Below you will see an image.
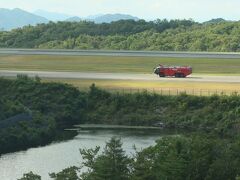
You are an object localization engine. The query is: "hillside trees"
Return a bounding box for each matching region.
[35,22,240,51]
[0,76,87,154]
[0,19,197,49]
[1,19,240,51]
[1,77,240,155]
[80,137,131,180]
[20,136,240,180]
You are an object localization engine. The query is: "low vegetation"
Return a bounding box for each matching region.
[1,19,240,52]
[45,78,240,96]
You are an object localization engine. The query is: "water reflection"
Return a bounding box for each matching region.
[0,129,173,180]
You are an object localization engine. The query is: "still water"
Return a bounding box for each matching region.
[0,129,171,180]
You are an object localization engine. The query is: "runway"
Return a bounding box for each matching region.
[1,48,240,58]
[0,49,239,83]
[0,70,239,83]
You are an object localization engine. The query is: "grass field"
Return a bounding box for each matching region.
[43,78,240,96]
[1,55,240,74]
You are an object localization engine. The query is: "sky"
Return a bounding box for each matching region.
[0,0,240,22]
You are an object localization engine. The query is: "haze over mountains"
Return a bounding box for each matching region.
[0,8,48,30]
[34,9,72,21]
[0,8,140,30]
[0,8,231,31]
[91,14,139,23]
[65,14,139,23]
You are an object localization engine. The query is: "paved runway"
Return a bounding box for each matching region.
[0,70,239,83]
[1,49,240,58]
[1,49,239,83]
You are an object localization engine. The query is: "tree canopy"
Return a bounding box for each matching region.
[1,19,240,51]
[20,136,240,180]
[1,77,240,155]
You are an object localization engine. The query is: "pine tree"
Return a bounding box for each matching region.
[80,137,131,180]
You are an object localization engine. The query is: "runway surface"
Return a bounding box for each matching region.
[0,70,239,83]
[1,49,239,83]
[1,49,240,58]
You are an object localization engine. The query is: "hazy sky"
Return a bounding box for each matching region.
[0,0,240,22]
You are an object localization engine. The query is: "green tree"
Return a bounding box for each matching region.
[49,166,79,180]
[132,137,188,180]
[18,171,41,180]
[80,137,131,180]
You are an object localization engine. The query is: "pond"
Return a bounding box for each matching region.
[0,129,177,180]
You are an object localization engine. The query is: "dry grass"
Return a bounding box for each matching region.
[43,78,240,96]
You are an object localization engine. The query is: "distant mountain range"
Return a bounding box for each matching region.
[0,8,48,30]
[33,10,139,23]
[90,14,139,23]
[0,8,231,31]
[65,16,82,22]
[0,8,140,30]
[203,18,227,24]
[65,13,139,23]
[34,9,71,21]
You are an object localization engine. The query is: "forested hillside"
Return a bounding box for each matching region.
[0,76,86,154]
[1,19,240,52]
[1,77,240,155]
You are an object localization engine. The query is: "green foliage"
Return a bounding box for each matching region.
[87,87,240,136]
[80,137,132,180]
[132,135,240,180]
[1,77,240,156]
[49,166,80,180]
[0,98,26,121]
[18,171,41,180]
[2,20,240,52]
[132,137,189,180]
[0,76,87,127]
[0,76,86,155]
[1,77,240,179]
[0,19,196,48]
[22,135,240,180]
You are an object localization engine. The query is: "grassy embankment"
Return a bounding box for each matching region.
[1,55,240,95]
[43,79,240,96]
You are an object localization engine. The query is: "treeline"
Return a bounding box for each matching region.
[20,136,240,180]
[87,84,240,137]
[1,77,238,179]
[0,19,195,48]
[38,23,240,52]
[0,77,240,155]
[1,19,240,51]
[0,75,87,154]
